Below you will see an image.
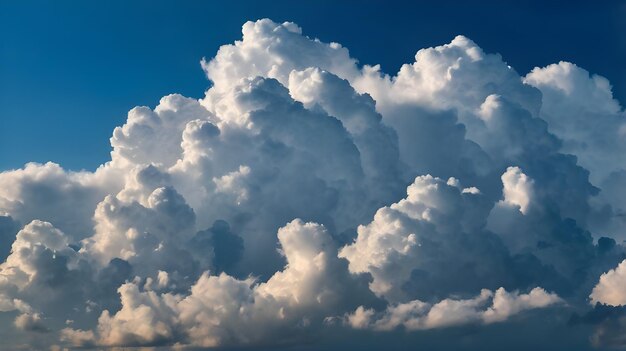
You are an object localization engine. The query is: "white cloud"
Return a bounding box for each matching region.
[90,219,371,347]
[344,287,561,331]
[60,327,95,347]
[201,19,359,94]
[0,163,115,242]
[500,166,534,214]
[0,17,622,350]
[339,174,489,301]
[1,220,76,290]
[525,62,626,241]
[590,259,626,306]
[14,312,49,333]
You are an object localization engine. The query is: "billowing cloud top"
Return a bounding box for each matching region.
[1,19,626,350]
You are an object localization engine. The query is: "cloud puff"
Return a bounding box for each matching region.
[14,312,50,333]
[65,219,373,348]
[524,62,626,241]
[591,260,626,306]
[0,163,113,242]
[0,18,624,350]
[339,174,493,301]
[0,220,77,301]
[344,287,562,331]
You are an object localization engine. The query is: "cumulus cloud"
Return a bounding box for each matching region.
[524,62,626,241]
[0,220,77,298]
[499,166,534,214]
[591,260,626,306]
[339,174,493,301]
[60,327,95,348]
[344,287,562,331]
[524,61,624,185]
[14,312,50,333]
[0,163,113,242]
[69,219,373,348]
[0,18,624,350]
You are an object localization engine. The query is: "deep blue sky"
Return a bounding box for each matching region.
[1,0,624,171]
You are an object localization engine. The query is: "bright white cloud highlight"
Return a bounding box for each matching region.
[344,287,562,331]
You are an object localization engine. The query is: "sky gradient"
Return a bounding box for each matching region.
[1,0,625,171]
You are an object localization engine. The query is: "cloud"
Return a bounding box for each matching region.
[344,287,562,331]
[591,260,626,306]
[201,19,360,94]
[0,18,623,350]
[499,166,534,214]
[14,312,50,333]
[76,219,374,348]
[570,304,626,349]
[524,62,626,241]
[338,174,495,301]
[60,327,95,348]
[188,219,244,276]
[0,163,113,242]
[0,220,76,293]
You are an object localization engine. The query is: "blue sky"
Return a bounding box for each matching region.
[1,0,624,171]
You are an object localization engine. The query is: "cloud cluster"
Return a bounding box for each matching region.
[0,19,625,350]
[64,219,372,348]
[344,287,561,331]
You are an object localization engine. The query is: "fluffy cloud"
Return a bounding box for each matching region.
[524,62,624,184]
[65,220,373,348]
[524,62,626,241]
[201,19,359,93]
[591,260,626,306]
[14,312,49,333]
[0,163,115,242]
[344,287,562,331]
[339,174,493,301]
[498,166,534,214]
[0,18,624,350]
[0,220,77,297]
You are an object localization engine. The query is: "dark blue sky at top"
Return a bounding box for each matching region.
[1,0,624,171]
